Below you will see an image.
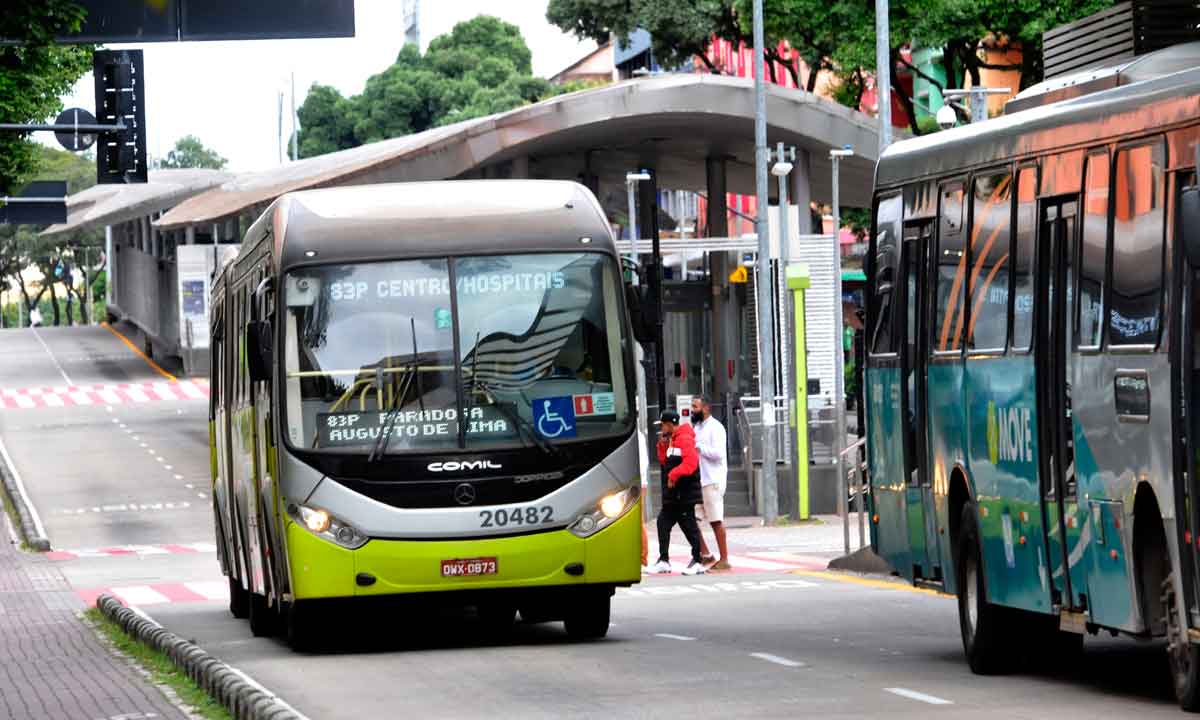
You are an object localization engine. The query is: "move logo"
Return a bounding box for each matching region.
[986,401,1033,465]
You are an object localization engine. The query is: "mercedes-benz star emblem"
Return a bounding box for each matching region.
[453,483,477,506]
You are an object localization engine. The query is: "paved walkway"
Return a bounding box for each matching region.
[0,517,184,720]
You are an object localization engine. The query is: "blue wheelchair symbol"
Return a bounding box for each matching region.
[533,396,576,438]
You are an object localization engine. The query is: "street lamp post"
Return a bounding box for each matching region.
[772,144,797,515]
[752,0,780,523]
[829,146,854,505]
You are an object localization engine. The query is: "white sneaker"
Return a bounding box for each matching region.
[681,561,706,576]
[650,560,672,574]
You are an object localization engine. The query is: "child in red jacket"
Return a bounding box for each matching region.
[647,411,706,576]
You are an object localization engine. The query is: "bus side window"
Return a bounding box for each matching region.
[1079,150,1109,349]
[966,170,1013,351]
[934,182,966,353]
[1108,140,1165,347]
[870,192,903,355]
[1012,166,1038,351]
[210,306,222,419]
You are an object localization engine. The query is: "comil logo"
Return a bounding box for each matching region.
[987,401,1033,465]
[428,460,503,472]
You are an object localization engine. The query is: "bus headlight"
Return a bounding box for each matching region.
[287,501,368,550]
[569,486,640,538]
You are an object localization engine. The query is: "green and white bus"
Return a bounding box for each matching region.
[865,44,1200,708]
[209,180,642,648]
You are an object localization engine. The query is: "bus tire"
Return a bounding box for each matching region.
[248,591,276,637]
[564,590,610,640]
[1163,574,1200,711]
[956,502,1011,674]
[228,575,249,619]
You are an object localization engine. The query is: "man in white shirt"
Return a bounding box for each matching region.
[691,395,730,570]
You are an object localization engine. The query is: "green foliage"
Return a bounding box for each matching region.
[159,135,228,170]
[841,207,872,240]
[550,0,1115,134]
[0,1,93,195]
[296,16,567,158]
[0,145,102,326]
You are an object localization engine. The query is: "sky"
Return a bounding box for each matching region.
[47,0,597,172]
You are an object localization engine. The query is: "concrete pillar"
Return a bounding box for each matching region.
[706,156,737,403]
[186,226,195,246]
[105,226,114,306]
[511,156,529,179]
[792,148,814,236]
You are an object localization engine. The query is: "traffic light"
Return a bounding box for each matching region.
[93,49,148,184]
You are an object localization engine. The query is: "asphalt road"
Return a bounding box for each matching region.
[0,325,1190,719]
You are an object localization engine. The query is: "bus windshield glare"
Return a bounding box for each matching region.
[282,252,632,454]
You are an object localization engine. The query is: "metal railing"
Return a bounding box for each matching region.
[838,436,869,556]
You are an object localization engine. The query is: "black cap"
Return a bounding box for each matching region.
[659,410,680,425]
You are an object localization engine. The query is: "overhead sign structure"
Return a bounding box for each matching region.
[93,49,148,184]
[44,0,355,43]
[0,181,67,225]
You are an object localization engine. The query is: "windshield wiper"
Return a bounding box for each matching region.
[368,317,423,463]
[470,381,559,459]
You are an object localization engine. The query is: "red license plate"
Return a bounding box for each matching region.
[441,557,498,578]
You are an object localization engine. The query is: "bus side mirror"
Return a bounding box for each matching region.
[247,320,273,384]
[1182,186,1200,268]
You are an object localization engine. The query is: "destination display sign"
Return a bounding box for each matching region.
[316,406,517,448]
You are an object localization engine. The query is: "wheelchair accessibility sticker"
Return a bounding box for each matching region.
[533,396,577,438]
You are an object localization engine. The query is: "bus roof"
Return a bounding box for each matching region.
[876,51,1200,188]
[244,180,616,272]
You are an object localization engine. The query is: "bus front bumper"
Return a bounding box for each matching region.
[286,498,643,600]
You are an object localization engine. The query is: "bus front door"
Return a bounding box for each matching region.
[901,221,937,579]
[1037,198,1085,612]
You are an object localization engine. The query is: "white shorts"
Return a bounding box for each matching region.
[696,483,725,524]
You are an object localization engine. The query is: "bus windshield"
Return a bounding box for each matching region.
[282,252,632,455]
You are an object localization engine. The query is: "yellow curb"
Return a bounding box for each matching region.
[101,322,178,382]
[789,569,952,598]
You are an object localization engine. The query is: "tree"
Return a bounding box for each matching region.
[159,135,228,169]
[0,1,93,195]
[0,146,101,326]
[295,16,578,159]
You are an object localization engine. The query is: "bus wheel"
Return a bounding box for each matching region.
[1163,574,1200,711]
[248,591,277,637]
[956,502,1011,674]
[228,576,249,619]
[564,590,610,640]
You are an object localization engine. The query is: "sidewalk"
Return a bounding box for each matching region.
[0,519,185,720]
[651,513,873,570]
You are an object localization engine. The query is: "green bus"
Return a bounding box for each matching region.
[865,45,1200,708]
[209,180,642,648]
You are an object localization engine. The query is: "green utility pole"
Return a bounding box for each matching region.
[787,264,811,520]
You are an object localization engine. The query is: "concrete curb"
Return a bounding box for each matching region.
[827,546,894,575]
[96,595,305,720]
[0,445,50,551]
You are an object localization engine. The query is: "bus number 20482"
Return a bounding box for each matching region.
[480,506,553,528]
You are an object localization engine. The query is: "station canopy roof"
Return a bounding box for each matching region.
[155,73,883,232]
[42,168,232,237]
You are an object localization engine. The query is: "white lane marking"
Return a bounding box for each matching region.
[0,435,47,539]
[174,474,183,480]
[183,581,229,600]
[750,652,805,668]
[112,585,171,605]
[197,492,207,499]
[654,633,696,641]
[43,394,65,407]
[621,579,816,598]
[884,688,953,705]
[31,328,72,385]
